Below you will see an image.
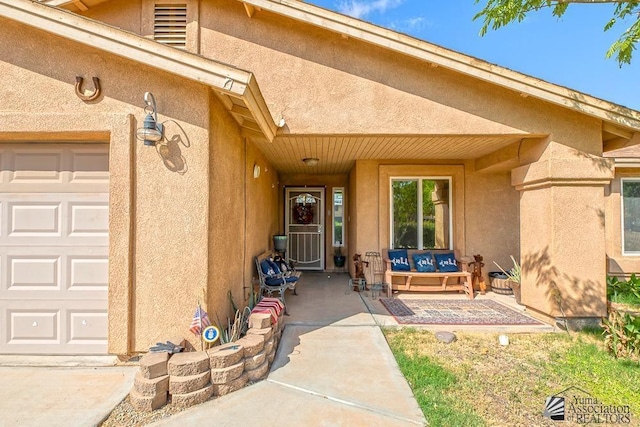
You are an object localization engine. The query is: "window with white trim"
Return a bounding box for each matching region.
[391,178,452,249]
[154,4,187,49]
[622,178,640,254]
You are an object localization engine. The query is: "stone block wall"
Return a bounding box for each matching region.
[130,310,284,411]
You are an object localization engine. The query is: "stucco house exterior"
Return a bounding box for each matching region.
[1,0,639,356]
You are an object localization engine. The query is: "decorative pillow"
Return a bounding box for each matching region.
[260,259,277,276]
[267,259,283,275]
[388,249,411,271]
[434,252,458,272]
[412,252,436,272]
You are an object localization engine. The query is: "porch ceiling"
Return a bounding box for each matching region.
[256,134,530,175]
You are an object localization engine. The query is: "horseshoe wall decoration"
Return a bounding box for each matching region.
[75,76,101,102]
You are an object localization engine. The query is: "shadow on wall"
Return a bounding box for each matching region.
[523,247,606,319]
[155,119,191,175]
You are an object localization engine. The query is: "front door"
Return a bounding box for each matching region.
[285,188,324,270]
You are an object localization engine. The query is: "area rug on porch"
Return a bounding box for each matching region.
[379,299,544,325]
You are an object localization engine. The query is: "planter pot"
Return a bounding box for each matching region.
[510,281,523,305]
[273,235,287,252]
[334,255,346,268]
[488,272,513,295]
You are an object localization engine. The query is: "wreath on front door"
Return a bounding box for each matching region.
[294,204,314,224]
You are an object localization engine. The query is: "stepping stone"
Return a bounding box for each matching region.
[435,331,456,344]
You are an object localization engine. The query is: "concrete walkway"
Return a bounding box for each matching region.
[151,272,427,426]
[0,364,135,427]
[0,272,553,427]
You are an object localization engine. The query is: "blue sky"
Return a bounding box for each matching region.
[307,0,640,110]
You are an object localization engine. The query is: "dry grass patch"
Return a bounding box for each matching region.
[385,328,640,427]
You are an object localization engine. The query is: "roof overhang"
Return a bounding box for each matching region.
[237,0,640,134]
[5,0,277,141]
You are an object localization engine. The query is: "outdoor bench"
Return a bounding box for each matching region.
[254,250,301,312]
[382,248,474,299]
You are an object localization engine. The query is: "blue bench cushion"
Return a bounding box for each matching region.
[412,252,436,272]
[388,249,411,271]
[434,252,458,272]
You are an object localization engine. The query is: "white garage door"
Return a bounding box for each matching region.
[0,144,109,355]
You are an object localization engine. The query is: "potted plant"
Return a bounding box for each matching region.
[334,246,346,268]
[494,256,522,305]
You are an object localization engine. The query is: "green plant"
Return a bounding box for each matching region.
[603,307,640,360]
[607,274,640,303]
[493,256,521,284]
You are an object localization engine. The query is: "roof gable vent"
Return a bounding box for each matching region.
[154,4,187,49]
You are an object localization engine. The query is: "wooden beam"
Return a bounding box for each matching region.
[604,133,640,152]
[474,142,521,173]
[231,104,253,119]
[73,0,88,11]
[243,4,256,18]
[603,123,634,139]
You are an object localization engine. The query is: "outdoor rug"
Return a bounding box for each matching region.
[379,298,544,325]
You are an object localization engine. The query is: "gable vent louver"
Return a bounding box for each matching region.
[154,4,187,49]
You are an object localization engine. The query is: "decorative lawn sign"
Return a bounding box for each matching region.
[202,325,220,344]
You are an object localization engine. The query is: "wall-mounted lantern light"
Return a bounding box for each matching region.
[135,92,164,146]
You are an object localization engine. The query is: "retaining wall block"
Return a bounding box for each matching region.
[169,370,211,395]
[168,351,209,377]
[243,349,266,371]
[264,338,274,356]
[249,312,272,329]
[211,372,248,397]
[133,372,169,397]
[139,352,169,380]
[247,326,273,342]
[171,383,213,408]
[210,360,245,384]
[236,334,264,358]
[207,342,244,369]
[130,389,167,412]
[246,360,269,381]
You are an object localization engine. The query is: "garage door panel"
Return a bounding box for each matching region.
[69,257,108,292]
[70,150,109,183]
[9,202,61,236]
[69,202,109,236]
[7,308,60,344]
[11,151,63,184]
[68,310,108,344]
[0,144,108,355]
[8,256,60,291]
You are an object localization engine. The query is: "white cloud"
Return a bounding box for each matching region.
[389,16,430,33]
[337,0,404,19]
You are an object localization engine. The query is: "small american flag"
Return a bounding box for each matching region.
[189,305,211,335]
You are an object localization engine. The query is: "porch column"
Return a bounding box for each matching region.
[431,183,449,248]
[512,153,614,325]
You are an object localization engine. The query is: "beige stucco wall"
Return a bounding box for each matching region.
[606,169,640,277]
[0,18,261,354]
[464,163,520,284]
[513,140,613,319]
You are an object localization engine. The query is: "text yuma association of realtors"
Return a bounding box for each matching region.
[568,396,632,424]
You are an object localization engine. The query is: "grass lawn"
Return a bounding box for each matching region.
[384,329,640,427]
